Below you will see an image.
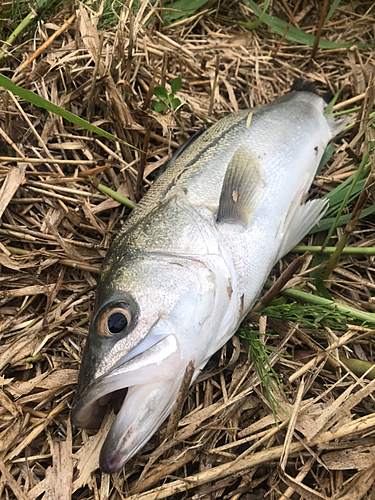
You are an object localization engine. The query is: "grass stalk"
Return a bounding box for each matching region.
[311,0,329,59]
[333,106,360,116]
[264,280,375,325]
[250,254,307,315]
[90,179,136,209]
[19,13,76,70]
[17,285,96,332]
[292,246,375,255]
[5,246,100,273]
[0,10,36,62]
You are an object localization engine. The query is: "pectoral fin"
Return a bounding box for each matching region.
[217,146,263,227]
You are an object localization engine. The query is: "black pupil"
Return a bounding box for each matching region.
[107,312,128,334]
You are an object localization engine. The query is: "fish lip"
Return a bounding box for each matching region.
[99,451,120,475]
[71,334,181,469]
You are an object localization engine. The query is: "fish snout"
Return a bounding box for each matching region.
[75,334,182,473]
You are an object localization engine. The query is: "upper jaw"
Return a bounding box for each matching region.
[72,320,175,427]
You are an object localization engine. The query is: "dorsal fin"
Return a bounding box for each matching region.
[158,126,207,177]
[217,146,263,228]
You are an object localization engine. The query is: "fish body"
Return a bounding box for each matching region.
[71,90,345,473]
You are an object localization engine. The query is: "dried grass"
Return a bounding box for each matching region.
[0,1,375,499]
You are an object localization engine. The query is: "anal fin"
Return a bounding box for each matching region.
[276,198,328,261]
[217,146,263,227]
[326,114,349,138]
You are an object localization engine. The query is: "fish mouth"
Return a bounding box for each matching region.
[71,334,181,473]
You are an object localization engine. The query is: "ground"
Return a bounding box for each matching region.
[0,1,375,499]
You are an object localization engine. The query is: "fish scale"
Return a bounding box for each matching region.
[72,89,347,474]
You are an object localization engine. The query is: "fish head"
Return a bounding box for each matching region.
[71,249,224,473]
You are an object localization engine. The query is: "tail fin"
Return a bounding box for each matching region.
[291,79,335,104]
[291,78,318,95]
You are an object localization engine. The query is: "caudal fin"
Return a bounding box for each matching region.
[291,78,318,95]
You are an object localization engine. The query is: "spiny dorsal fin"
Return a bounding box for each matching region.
[217,146,263,227]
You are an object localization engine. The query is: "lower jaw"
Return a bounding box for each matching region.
[98,381,171,474]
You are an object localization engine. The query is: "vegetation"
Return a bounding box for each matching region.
[0,1,374,498]
[152,76,182,112]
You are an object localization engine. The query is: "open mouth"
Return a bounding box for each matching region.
[71,334,181,473]
[85,388,128,429]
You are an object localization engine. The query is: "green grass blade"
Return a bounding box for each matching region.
[324,90,340,115]
[324,0,341,26]
[163,0,210,25]
[322,142,375,245]
[317,143,336,174]
[324,179,367,218]
[0,73,136,149]
[242,0,372,49]
[96,183,136,209]
[324,175,366,203]
[309,204,375,234]
[240,0,270,30]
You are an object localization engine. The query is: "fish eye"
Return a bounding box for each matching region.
[107,311,128,333]
[97,305,132,337]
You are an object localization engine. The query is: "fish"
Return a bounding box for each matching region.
[71,88,346,474]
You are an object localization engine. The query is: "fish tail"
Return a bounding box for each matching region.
[291,79,334,104]
[290,78,318,95]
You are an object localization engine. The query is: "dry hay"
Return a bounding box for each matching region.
[0,1,375,499]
